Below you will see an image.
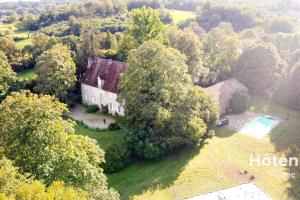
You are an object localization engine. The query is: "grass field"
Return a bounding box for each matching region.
[17,68,37,80]
[102,99,300,200]
[75,123,124,150]
[169,10,196,25]
[0,23,35,48]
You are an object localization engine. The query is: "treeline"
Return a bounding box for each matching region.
[15,0,203,32]
[127,0,202,11]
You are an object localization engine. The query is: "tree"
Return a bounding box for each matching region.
[0,37,18,62]
[118,7,164,60]
[4,12,18,23]
[68,15,81,36]
[0,91,119,200]
[127,7,163,44]
[202,24,240,85]
[0,52,16,96]
[0,157,88,200]
[159,9,173,24]
[164,27,204,82]
[274,57,300,110]
[32,33,49,48]
[76,28,103,76]
[16,13,38,31]
[35,44,77,101]
[234,43,281,97]
[0,37,34,73]
[230,89,250,114]
[31,33,52,61]
[197,5,256,32]
[269,17,296,33]
[119,40,218,159]
[117,34,137,61]
[103,143,131,173]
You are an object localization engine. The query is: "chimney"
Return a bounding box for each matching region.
[87,58,93,68]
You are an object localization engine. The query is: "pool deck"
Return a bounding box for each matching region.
[226,111,261,131]
[225,111,281,139]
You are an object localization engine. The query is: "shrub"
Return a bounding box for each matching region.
[108,122,120,131]
[85,104,99,113]
[66,93,81,108]
[230,90,250,114]
[103,143,131,173]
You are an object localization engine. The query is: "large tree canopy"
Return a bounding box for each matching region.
[35,44,77,101]
[234,43,281,97]
[0,157,88,200]
[127,6,164,44]
[119,40,218,159]
[203,24,241,85]
[275,61,300,110]
[0,37,18,62]
[269,17,296,33]
[164,27,204,82]
[196,4,256,32]
[118,7,164,60]
[0,91,119,200]
[0,51,16,96]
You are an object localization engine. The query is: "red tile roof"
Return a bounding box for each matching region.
[81,58,127,93]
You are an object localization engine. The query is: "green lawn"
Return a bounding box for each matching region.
[169,10,196,25]
[17,68,37,81]
[0,23,35,48]
[105,99,300,200]
[75,123,124,150]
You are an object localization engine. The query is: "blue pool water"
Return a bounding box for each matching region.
[253,117,278,128]
[240,116,280,139]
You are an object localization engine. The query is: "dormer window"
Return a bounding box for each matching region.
[97,76,105,89]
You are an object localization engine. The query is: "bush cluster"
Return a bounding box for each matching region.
[230,89,250,114]
[85,104,99,113]
[103,143,132,173]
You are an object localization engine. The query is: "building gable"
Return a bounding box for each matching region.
[81,58,127,93]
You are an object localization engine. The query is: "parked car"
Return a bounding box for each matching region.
[216,117,229,127]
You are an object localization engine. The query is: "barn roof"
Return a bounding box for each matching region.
[81,58,127,93]
[205,78,248,114]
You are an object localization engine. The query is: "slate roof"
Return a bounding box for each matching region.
[205,78,248,114]
[81,58,127,93]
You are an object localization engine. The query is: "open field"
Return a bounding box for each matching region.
[0,23,35,48]
[17,68,37,80]
[102,98,300,200]
[169,10,196,25]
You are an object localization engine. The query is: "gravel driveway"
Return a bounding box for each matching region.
[67,104,116,129]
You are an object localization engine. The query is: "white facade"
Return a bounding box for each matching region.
[81,83,125,116]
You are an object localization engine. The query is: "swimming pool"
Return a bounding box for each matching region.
[240,116,280,139]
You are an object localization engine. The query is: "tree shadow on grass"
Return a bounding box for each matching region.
[107,146,204,200]
[268,102,300,200]
[215,127,236,138]
[281,146,300,199]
